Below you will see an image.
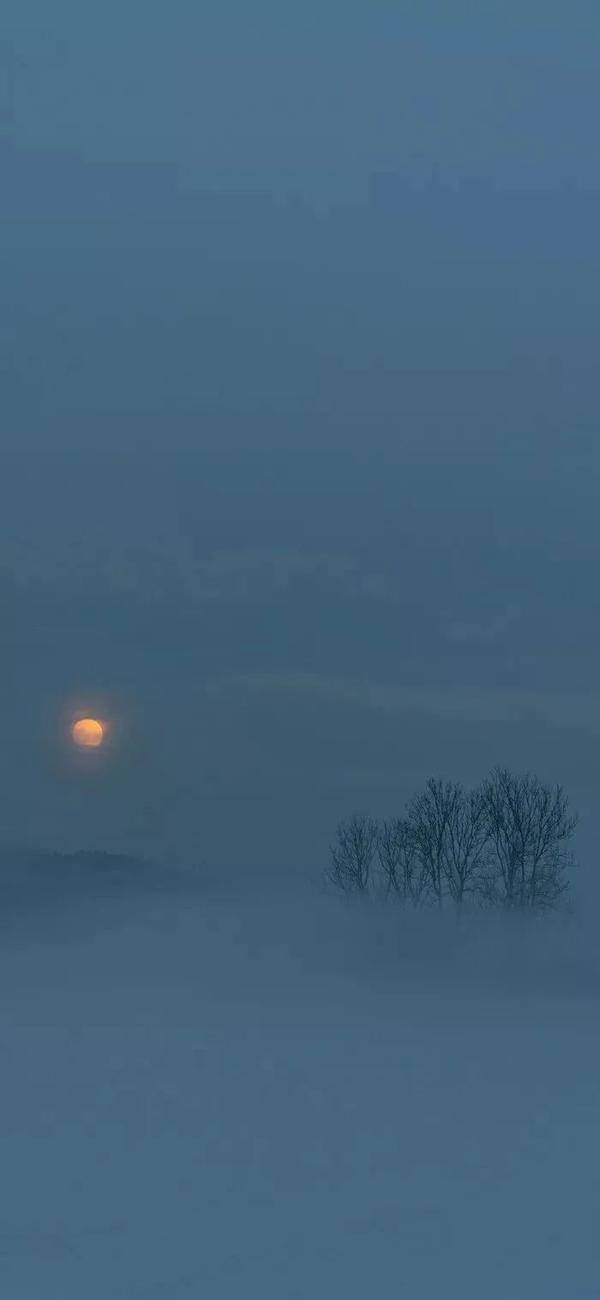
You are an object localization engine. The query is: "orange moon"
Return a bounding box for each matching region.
[72,717,105,748]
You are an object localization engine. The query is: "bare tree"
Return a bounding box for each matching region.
[404,780,445,906]
[327,813,379,895]
[404,777,487,908]
[376,817,430,905]
[477,767,578,910]
[442,785,489,906]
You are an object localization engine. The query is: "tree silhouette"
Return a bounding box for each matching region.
[327,768,579,914]
[327,813,378,895]
[376,816,430,906]
[478,767,578,910]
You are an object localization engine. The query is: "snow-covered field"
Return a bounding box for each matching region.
[1,877,599,1299]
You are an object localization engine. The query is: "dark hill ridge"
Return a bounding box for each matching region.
[0,848,195,915]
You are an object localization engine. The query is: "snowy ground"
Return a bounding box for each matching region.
[1,876,599,1299]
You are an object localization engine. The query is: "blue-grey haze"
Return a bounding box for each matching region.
[1,1,599,888]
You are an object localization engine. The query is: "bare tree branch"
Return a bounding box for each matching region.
[405,778,488,908]
[327,813,379,896]
[377,817,430,906]
[477,767,578,911]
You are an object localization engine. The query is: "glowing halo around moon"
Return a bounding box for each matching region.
[72,717,105,749]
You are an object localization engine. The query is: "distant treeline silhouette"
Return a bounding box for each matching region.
[327,767,578,912]
[0,849,178,915]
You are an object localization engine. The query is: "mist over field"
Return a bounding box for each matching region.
[1,863,599,1299]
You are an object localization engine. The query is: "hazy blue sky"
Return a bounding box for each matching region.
[2,2,599,883]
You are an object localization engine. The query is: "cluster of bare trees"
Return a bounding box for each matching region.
[327,768,578,913]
